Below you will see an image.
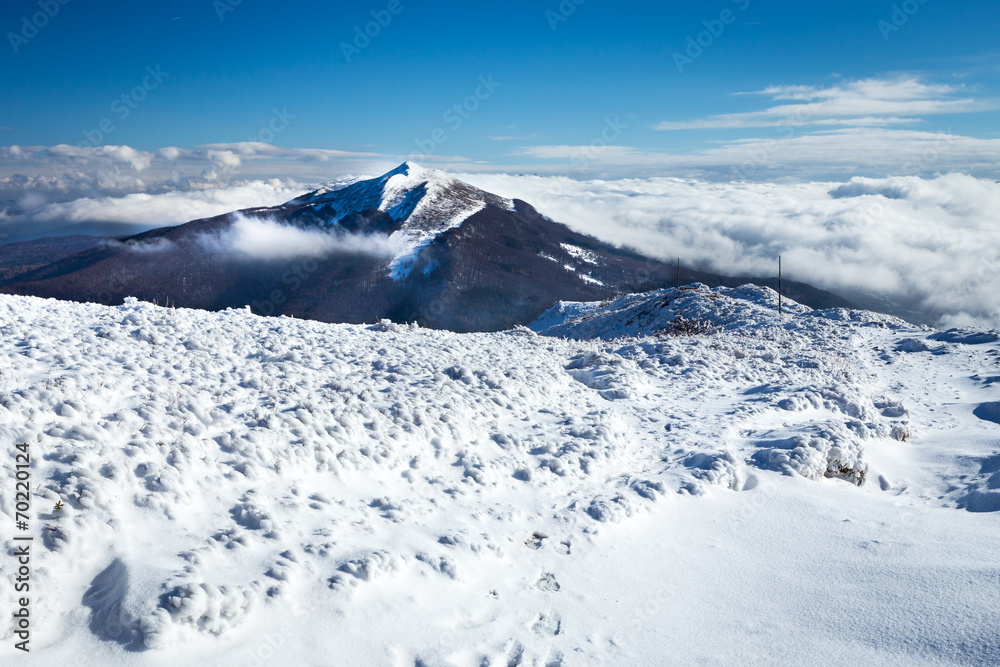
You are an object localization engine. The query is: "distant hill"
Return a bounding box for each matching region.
[0,234,116,283]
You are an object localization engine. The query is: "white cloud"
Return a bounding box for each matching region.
[157,146,182,161]
[0,143,391,204]
[206,149,242,170]
[458,171,1000,328]
[44,144,155,171]
[498,127,1000,180]
[198,213,402,261]
[655,76,991,131]
[2,181,308,238]
[488,134,539,141]
[116,237,176,254]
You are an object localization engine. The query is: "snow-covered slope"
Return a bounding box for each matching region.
[2,289,999,666]
[530,283,902,340]
[291,162,515,279]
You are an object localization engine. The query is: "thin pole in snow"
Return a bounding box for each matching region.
[676,257,680,290]
[778,255,783,315]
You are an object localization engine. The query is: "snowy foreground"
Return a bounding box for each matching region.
[2,285,999,666]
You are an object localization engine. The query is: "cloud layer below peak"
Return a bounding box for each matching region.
[459,171,1000,329]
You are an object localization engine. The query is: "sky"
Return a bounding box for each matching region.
[2,0,999,183]
[1,0,999,325]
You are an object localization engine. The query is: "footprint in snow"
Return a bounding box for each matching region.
[532,612,562,636]
[536,572,561,592]
[525,532,546,549]
[505,641,525,666]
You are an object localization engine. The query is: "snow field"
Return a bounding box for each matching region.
[1,284,998,665]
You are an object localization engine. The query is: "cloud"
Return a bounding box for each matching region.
[655,76,991,131]
[458,171,1000,328]
[3,148,998,327]
[44,144,154,171]
[547,75,998,180]
[500,127,1000,180]
[509,145,637,161]
[198,213,403,261]
[158,146,182,161]
[488,134,539,141]
[206,149,242,170]
[113,237,176,254]
[0,143,391,205]
[0,181,308,240]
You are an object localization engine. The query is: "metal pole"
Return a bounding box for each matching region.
[676,257,680,290]
[778,255,782,315]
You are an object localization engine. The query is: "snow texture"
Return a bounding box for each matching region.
[1,285,999,666]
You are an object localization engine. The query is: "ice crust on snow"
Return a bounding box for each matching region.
[1,286,999,665]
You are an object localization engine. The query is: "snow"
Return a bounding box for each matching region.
[530,283,820,340]
[292,162,515,280]
[548,243,604,284]
[559,244,598,265]
[2,287,1000,666]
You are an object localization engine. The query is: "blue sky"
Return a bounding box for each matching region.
[2,0,1000,324]
[1,0,999,185]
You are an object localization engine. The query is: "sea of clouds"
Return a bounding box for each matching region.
[464,172,1000,328]
[2,166,998,328]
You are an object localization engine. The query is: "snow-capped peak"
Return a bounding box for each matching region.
[291,162,514,279]
[380,161,457,209]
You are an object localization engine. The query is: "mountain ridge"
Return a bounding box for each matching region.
[0,162,852,331]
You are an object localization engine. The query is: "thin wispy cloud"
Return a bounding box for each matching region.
[504,128,1000,180]
[655,76,991,131]
[488,134,539,141]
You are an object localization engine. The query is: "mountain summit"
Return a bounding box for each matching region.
[0,163,848,331]
[289,162,516,279]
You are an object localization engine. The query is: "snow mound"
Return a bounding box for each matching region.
[929,328,1000,345]
[753,424,868,486]
[530,283,911,342]
[530,283,808,340]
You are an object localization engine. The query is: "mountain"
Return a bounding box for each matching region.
[0,234,116,283]
[0,162,851,331]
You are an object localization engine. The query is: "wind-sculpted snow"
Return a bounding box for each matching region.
[1,288,999,665]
